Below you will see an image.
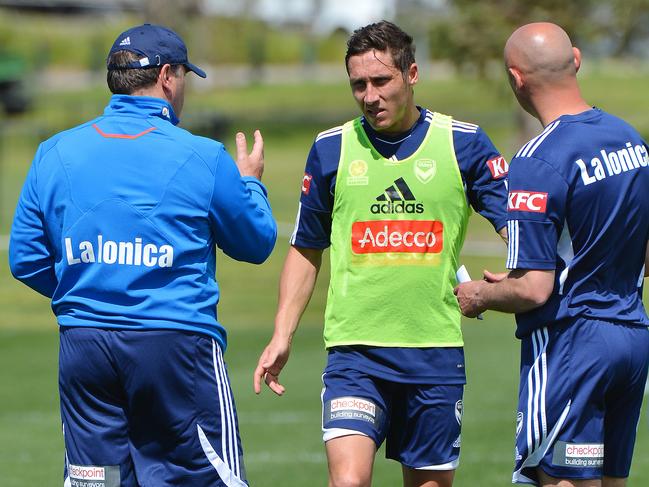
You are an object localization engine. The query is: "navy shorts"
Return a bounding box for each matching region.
[59,327,248,487]
[513,319,649,484]
[321,367,463,470]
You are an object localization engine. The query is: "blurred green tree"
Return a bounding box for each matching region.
[427,0,649,76]
[428,0,604,76]
[604,0,649,55]
[425,0,649,149]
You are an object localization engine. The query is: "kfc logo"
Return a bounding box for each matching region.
[508,191,548,213]
[302,173,312,195]
[487,156,509,179]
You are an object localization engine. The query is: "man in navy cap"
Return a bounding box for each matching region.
[9,23,276,486]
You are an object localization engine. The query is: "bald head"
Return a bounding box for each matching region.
[504,22,590,126]
[505,22,578,84]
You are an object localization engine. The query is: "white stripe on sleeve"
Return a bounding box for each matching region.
[289,203,302,245]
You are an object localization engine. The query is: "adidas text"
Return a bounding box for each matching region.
[370,201,424,214]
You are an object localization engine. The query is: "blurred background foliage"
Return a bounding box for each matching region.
[1,0,649,69]
[1,1,649,485]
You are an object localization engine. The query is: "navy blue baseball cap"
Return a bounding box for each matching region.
[107,23,206,78]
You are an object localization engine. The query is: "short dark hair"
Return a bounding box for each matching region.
[345,21,416,76]
[106,50,183,95]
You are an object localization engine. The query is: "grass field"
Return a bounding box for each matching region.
[2,251,648,486]
[1,70,649,485]
[0,254,525,486]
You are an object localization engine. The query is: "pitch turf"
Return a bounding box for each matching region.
[1,252,648,486]
[2,72,649,485]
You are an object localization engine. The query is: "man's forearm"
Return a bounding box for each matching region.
[482,270,554,313]
[273,246,322,342]
[455,268,555,318]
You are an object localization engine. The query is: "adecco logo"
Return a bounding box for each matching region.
[508,191,548,213]
[69,465,105,480]
[352,220,443,254]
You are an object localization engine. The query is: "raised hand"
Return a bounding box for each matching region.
[234,130,264,180]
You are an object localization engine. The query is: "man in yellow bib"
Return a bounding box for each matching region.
[254,21,508,487]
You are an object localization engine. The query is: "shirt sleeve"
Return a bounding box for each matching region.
[454,127,509,232]
[9,144,58,298]
[290,136,338,249]
[209,146,277,264]
[506,156,568,270]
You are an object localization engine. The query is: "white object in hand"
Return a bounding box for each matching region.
[456,265,484,320]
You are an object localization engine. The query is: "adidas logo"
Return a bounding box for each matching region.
[376,177,415,201]
[119,36,131,46]
[371,177,424,214]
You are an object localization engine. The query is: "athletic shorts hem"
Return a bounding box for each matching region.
[539,465,601,482]
[512,473,537,485]
[400,459,459,471]
[325,340,464,348]
[322,428,370,443]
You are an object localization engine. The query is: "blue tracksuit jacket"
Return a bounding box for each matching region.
[9,94,277,349]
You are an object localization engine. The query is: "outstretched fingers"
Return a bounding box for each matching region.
[253,348,286,396]
[235,131,248,163]
[250,129,264,160]
[234,130,264,180]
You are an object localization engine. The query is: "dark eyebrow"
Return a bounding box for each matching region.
[350,74,393,84]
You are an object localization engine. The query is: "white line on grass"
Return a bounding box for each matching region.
[0,410,60,423]
[238,411,312,424]
[245,451,326,464]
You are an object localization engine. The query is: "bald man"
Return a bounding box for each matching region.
[455,22,649,487]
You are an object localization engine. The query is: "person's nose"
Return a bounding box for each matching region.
[364,83,379,105]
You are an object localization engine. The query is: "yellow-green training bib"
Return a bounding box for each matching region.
[324,112,471,348]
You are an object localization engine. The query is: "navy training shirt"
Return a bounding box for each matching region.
[506,108,649,338]
[291,108,508,248]
[290,107,509,383]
